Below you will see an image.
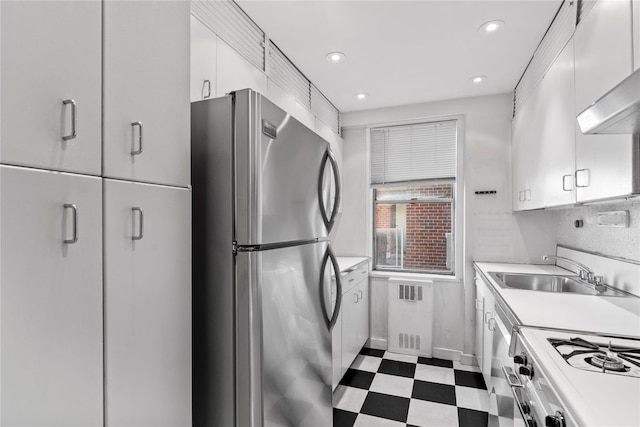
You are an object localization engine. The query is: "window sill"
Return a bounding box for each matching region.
[369,270,461,283]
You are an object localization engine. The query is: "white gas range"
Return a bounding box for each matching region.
[506,327,640,427]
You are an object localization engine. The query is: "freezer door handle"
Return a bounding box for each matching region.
[318,148,341,233]
[320,245,342,331]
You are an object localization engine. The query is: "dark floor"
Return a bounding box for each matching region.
[333,347,489,427]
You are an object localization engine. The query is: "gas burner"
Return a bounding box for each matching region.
[586,354,630,372]
[548,337,640,378]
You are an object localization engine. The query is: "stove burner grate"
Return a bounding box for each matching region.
[586,354,630,372]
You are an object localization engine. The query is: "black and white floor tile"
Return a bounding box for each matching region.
[333,347,489,427]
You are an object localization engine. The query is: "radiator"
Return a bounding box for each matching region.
[387,278,434,357]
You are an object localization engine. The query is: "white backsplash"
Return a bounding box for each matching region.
[554,200,640,262]
[556,245,640,297]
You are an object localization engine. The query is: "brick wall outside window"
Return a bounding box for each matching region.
[375,183,453,272]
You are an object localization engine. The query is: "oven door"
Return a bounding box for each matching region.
[491,304,525,425]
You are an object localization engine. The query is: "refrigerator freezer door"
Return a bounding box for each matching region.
[236,241,333,427]
[235,89,339,245]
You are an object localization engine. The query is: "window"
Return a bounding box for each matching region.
[370,120,457,274]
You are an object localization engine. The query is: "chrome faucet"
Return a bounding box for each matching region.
[542,255,605,291]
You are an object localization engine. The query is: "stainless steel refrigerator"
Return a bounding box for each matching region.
[191,89,343,427]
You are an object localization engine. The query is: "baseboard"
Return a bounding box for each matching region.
[366,338,387,350]
[366,341,472,364]
[432,347,463,361]
[459,353,477,366]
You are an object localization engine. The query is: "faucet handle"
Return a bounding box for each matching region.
[587,271,595,283]
[593,275,607,291]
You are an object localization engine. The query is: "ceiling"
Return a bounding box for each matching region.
[237,0,562,112]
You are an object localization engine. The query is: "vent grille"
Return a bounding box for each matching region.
[191,0,265,71]
[514,0,577,116]
[311,84,341,135]
[398,333,421,350]
[269,41,311,109]
[398,284,423,302]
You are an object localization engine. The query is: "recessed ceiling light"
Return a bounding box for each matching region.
[470,75,487,84]
[326,52,346,63]
[479,20,504,34]
[354,92,368,100]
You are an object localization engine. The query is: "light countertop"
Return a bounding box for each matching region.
[474,262,640,337]
[336,256,369,274]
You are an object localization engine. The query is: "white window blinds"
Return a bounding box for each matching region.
[370,120,457,185]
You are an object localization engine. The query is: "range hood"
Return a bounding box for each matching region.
[577,67,640,134]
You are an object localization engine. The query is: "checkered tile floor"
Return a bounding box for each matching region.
[333,347,489,427]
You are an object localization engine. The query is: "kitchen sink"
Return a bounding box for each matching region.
[487,272,629,296]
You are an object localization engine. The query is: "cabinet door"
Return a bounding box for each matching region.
[512,86,544,211]
[341,283,360,374]
[216,38,268,97]
[540,39,576,207]
[103,1,190,187]
[0,1,101,175]
[104,180,192,426]
[474,277,485,373]
[355,278,370,352]
[0,166,103,425]
[574,0,637,202]
[190,15,217,102]
[481,289,495,391]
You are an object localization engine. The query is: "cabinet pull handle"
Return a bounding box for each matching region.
[562,174,573,191]
[131,122,143,155]
[484,311,491,324]
[518,191,524,202]
[63,203,79,244]
[354,293,359,303]
[488,318,496,331]
[348,278,355,283]
[524,189,531,201]
[358,290,363,299]
[62,99,77,141]
[132,207,144,240]
[575,169,590,188]
[475,298,483,310]
[202,79,212,99]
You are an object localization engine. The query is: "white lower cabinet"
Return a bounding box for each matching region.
[475,272,495,391]
[103,179,192,426]
[342,279,369,372]
[332,260,369,390]
[0,165,103,425]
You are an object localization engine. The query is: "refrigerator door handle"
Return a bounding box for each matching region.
[320,245,342,331]
[318,148,341,233]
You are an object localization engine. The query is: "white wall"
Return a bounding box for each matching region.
[337,93,558,359]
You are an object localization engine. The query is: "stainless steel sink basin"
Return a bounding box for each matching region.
[487,272,629,296]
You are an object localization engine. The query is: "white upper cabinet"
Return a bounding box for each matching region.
[1,166,103,426]
[103,0,190,187]
[539,39,576,207]
[512,85,544,211]
[0,1,102,175]
[190,15,217,103]
[574,0,637,202]
[104,179,192,426]
[216,38,268,97]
